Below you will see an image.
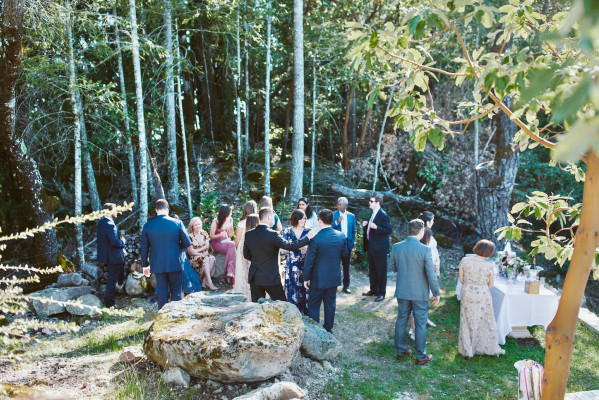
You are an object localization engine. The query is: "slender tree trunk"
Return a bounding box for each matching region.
[147,149,166,200]
[310,56,317,194]
[356,82,373,158]
[114,10,138,209]
[75,93,101,211]
[264,0,272,196]
[281,81,294,160]
[163,0,179,205]
[200,31,214,143]
[372,87,394,192]
[473,28,480,211]
[290,0,305,201]
[66,0,84,265]
[129,0,149,225]
[235,4,243,189]
[350,91,356,158]
[244,29,250,164]
[0,0,57,265]
[175,21,193,217]
[542,150,599,399]
[342,85,354,169]
[146,151,155,198]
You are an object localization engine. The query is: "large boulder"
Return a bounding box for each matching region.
[300,316,342,360]
[144,292,305,382]
[125,272,147,296]
[81,263,103,280]
[30,286,92,318]
[233,381,306,400]
[65,294,103,318]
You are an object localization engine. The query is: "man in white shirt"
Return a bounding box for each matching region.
[332,197,356,294]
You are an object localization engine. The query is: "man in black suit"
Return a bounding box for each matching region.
[304,209,349,333]
[362,194,393,302]
[96,202,127,308]
[244,207,316,302]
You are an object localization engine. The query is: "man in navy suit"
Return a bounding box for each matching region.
[332,196,356,294]
[97,203,127,308]
[304,209,349,333]
[141,199,192,309]
[362,194,393,302]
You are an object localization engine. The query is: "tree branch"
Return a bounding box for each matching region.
[377,45,472,77]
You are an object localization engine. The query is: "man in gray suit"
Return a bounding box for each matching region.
[390,219,440,365]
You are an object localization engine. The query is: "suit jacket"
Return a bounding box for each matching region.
[362,208,392,254]
[244,224,309,286]
[304,227,349,289]
[141,214,191,273]
[331,210,357,250]
[96,216,125,264]
[391,236,440,301]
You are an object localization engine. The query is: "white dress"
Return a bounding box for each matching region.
[234,219,251,301]
[305,212,319,232]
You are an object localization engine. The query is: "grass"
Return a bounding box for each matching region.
[322,273,599,400]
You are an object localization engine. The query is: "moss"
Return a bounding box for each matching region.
[247,171,264,182]
[57,252,75,273]
[434,233,453,249]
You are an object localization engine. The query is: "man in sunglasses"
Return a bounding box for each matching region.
[362,194,392,302]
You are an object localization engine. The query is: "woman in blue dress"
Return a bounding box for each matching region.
[174,215,202,294]
[282,210,310,313]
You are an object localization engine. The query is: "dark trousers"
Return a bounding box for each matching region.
[155,271,183,309]
[250,283,286,302]
[341,253,351,289]
[368,250,388,295]
[307,287,337,332]
[105,262,125,307]
[395,298,429,360]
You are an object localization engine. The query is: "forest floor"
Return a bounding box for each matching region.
[2,246,599,400]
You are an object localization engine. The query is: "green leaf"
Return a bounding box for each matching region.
[427,127,445,150]
[552,76,593,124]
[553,116,599,163]
[413,129,428,152]
[409,16,420,36]
[369,31,379,49]
[520,66,557,104]
[511,202,527,214]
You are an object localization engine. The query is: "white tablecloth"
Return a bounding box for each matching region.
[456,277,560,345]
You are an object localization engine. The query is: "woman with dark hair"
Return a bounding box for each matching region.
[281,209,310,313]
[458,240,505,358]
[235,200,258,248]
[235,213,259,301]
[298,197,318,231]
[259,195,282,231]
[210,204,236,284]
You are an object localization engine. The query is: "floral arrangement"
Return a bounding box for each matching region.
[496,251,530,279]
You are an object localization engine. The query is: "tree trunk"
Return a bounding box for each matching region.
[342,85,354,169]
[129,0,149,226]
[175,21,193,217]
[475,97,519,244]
[66,0,84,266]
[163,0,179,205]
[244,29,250,164]
[75,92,101,211]
[146,149,166,200]
[114,10,138,209]
[200,31,214,143]
[290,0,305,201]
[310,56,317,194]
[372,87,394,192]
[356,82,373,158]
[235,4,243,189]
[350,90,356,158]
[264,0,272,196]
[542,150,599,399]
[0,0,57,266]
[281,81,294,161]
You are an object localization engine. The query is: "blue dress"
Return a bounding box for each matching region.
[282,227,310,314]
[182,257,202,294]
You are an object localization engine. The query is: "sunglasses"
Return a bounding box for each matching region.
[369,200,376,203]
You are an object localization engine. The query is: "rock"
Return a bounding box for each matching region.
[300,316,342,360]
[144,292,305,382]
[130,262,142,273]
[81,263,103,280]
[322,361,333,372]
[56,273,83,287]
[81,278,90,286]
[148,273,157,289]
[213,253,226,278]
[125,272,147,296]
[119,346,145,363]
[30,286,93,318]
[233,381,306,400]
[162,367,190,388]
[433,233,453,249]
[66,294,103,318]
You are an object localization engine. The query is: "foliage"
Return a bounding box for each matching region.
[0,202,142,362]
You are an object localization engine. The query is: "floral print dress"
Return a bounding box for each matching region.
[282,227,310,314]
[458,256,506,358]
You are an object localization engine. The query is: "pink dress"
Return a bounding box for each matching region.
[212,217,236,283]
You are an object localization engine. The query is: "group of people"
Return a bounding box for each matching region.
[97,194,505,362]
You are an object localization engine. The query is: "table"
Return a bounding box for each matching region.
[456,277,560,345]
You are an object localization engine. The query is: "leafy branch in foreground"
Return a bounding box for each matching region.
[0,202,143,361]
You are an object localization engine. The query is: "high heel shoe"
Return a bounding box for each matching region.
[427,319,436,328]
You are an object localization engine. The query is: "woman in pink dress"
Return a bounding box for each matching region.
[210,204,236,285]
[187,217,218,290]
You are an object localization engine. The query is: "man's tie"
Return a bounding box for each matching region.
[367,213,374,240]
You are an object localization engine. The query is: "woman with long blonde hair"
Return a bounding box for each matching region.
[187,217,218,290]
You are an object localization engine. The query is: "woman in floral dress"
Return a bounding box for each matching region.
[282,210,310,313]
[458,239,505,358]
[187,217,218,291]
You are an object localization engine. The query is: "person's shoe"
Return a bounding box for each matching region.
[362,291,375,296]
[374,295,385,302]
[416,354,434,365]
[427,319,437,328]
[395,348,412,360]
[343,287,351,294]
[409,329,415,341]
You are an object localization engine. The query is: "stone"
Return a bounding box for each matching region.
[322,361,333,372]
[148,273,157,289]
[213,253,226,278]
[162,367,190,388]
[233,381,306,400]
[119,346,145,363]
[300,316,342,361]
[56,273,83,287]
[125,272,147,296]
[66,294,104,318]
[144,292,305,382]
[81,263,103,280]
[30,286,93,318]
[433,233,453,249]
[81,278,90,286]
